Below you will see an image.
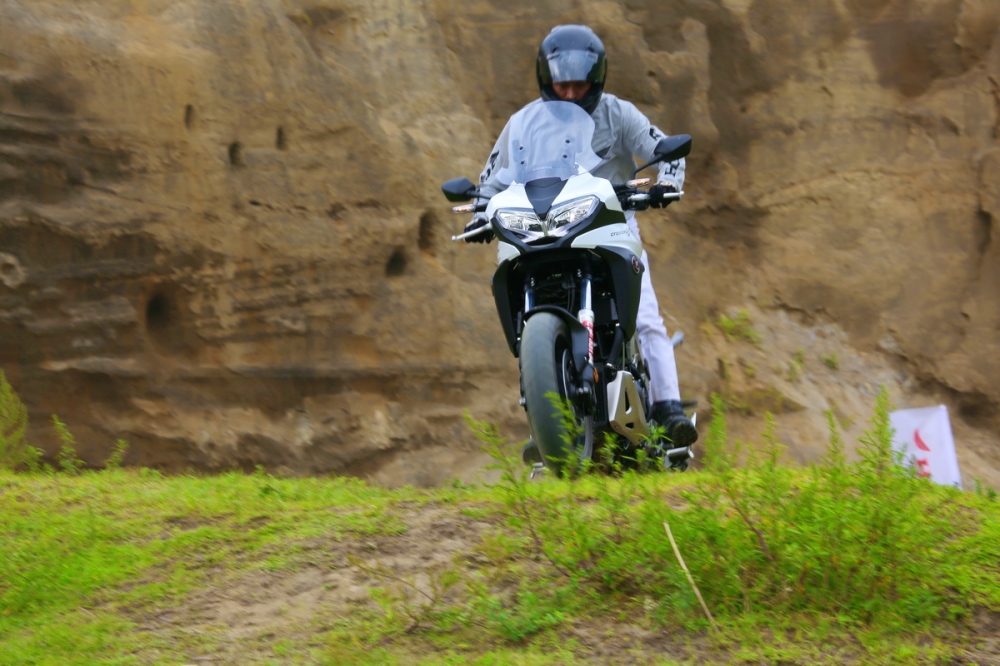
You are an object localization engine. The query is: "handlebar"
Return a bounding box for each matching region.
[622,189,683,210]
[450,224,492,242]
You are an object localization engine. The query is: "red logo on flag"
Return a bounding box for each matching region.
[914,429,931,477]
[914,429,931,452]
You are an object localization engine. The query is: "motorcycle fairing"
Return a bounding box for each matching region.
[589,245,643,340]
[490,202,627,257]
[490,259,520,356]
[523,177,568,217]
[570,224,642,259]
[497,241,520,264]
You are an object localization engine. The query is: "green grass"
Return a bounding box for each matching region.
[714,309,762,346]
[821,353,840,370]
[1,388,999,664]
[0,469,421,664]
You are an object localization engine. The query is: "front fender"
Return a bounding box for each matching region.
[524,306,590,380]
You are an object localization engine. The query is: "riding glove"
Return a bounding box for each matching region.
[648,183,679,209]
[464,213,493,243]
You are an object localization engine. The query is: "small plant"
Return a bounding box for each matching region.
[467,580,571,642]
[0,369,32,471]
[787,349,805,381]
[52,415,84,475]
[22,444,45,472]
[104,439,129,470]
[353,556,465,635]
[715,309,762,345]
[974,479,998,502]
[821,353,840,370]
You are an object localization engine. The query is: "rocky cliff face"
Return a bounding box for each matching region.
[1,0,998,486]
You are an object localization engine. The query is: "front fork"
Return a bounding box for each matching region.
[577,274,595,365]
[519,273,597,411]
[576,272,598,411]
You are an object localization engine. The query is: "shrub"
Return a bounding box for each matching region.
[52,415,84,475]
[0,369,34,471]
[104,439,129,470]
[675,388,969,622]
[470,387,997,631]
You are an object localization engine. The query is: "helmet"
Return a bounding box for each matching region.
[536,25,607,115]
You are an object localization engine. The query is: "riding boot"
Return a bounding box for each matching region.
[649,400,698,448]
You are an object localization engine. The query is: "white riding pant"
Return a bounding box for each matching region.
[627,214,681,403]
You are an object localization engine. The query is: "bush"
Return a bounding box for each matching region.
[52,415,84,475]
[675,388,969,623]
[0,369,35,471]
[471,387,998,632]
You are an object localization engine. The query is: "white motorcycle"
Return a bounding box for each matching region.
[443,101,694,476]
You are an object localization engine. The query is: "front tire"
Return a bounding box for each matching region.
[520,313,593,476]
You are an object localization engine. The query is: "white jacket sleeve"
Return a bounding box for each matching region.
[478,121,513,199]
[617,100,686,190]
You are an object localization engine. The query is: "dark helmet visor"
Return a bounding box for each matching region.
[546,50,599,83]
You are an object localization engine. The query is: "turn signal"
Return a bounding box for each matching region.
[451,204,477,213]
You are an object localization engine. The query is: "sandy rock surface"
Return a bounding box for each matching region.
[1,0,998,486]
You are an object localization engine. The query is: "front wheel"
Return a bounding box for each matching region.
[520,313,593,476]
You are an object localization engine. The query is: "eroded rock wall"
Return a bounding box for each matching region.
[1,0,997,485]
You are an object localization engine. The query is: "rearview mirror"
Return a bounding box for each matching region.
[441,177,478,202]
[653,135,692,163]
[631,134,693,178]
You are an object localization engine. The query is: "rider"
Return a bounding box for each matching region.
[466,24,698,454]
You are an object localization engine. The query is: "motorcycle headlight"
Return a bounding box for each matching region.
[496,209,544,234]
[494,196,600,240]
[546,196,599,234]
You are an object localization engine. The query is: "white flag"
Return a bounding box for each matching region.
[889,405,962,488]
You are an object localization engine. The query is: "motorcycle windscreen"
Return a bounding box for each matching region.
[497,101,602,186]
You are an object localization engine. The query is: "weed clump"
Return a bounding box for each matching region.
[677,389,975,624]
[0,369,33,471]
[0,375,133,475]
[105,439,129,470]
[787,348,805,381]
[52,415,84,475]
[454,387,999,640]
[715,309,762,345]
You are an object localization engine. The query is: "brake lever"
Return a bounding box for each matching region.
[451,224,492,242]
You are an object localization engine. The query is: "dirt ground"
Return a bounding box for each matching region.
[134,500,720,664]
[134,502,495,664]
[126,500,1000,666]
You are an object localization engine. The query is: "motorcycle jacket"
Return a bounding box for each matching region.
[478,93,685,199]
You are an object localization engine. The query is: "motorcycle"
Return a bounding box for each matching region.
[442,101,695,476]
